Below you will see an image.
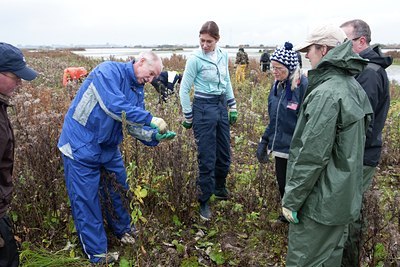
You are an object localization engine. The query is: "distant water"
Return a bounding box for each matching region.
[73,48,400,83]
[72,47,265,60]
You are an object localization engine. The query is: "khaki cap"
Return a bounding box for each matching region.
[296,24,347,52]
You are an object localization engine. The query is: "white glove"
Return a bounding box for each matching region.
[150,117,167,134]
[282,207,299,224]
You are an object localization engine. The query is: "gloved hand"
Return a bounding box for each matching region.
[229,109,238,125]
[256,140,269,163]
[156,131,176,142]
[282,207,299,224]
[182,118,192,129]
[150,117,167,134]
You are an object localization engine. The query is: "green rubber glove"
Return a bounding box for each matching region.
[182,120,192,129]
[229,110,238,125]
[156,131,176,142]
[282,207,299,224]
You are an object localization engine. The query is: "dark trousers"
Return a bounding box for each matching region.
[261,62,270,72]
[275,156,287,199]
[0,215,19,267]
[341,166,376,267]
[193,95,231,203]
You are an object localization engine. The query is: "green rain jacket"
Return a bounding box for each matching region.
[282,41,373,225]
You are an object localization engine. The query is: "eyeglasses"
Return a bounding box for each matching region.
[351,36,362,42]
[0,72,21,82]
[271,66,286,72]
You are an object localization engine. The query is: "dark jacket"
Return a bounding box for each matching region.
[260,52,270,63]
[356,45,392,166]
[261,74,308,157]
[0,96,14,218]
[151,71,181,93]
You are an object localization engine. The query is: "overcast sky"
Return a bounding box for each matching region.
[2,0,399,47]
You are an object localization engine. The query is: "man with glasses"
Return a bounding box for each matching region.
[340,19,393,267]
[0,42,38,267]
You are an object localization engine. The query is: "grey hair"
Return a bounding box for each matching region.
[290,66,301,91]
[137,51,163,69]
[340,19,371,44]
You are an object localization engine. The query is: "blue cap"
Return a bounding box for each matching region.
[0,42,37,81]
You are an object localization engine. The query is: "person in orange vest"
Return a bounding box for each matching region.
[62,67,88,87]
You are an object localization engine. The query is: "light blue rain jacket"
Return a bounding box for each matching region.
[179,47,236,120]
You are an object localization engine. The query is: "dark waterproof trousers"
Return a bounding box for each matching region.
[193,95,231,203]
[261,62,270,72]
[342,166,376,267]
[0,215,19,267]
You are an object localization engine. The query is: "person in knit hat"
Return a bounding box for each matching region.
[256,41,308,223]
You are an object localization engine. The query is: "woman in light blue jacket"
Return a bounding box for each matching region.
[179,21,237,221]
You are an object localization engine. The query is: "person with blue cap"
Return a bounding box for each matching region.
[0,42,38,267]
[256,42,308,223]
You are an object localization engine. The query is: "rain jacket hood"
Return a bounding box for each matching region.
[282,41,373,225]
[316,42,367,74]
[361,45,392,69]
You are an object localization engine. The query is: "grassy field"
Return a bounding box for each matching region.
[8,50,400,266]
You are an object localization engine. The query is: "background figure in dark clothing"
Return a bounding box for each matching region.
[0,42,38,267]
[340,19,392,267]
[260,50,270,72]
[150,70,182,103]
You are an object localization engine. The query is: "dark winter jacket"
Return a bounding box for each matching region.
[151,71,182,92]
[0,95,14,218]
[260,52,270,63]
[261,74,308,158]
[356,45,392,167]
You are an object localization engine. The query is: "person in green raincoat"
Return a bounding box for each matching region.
[281,25,373,266]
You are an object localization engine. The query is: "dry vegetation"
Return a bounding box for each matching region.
[8,50,400,266]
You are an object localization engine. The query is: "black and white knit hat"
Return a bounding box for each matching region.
[270,42,298,72]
